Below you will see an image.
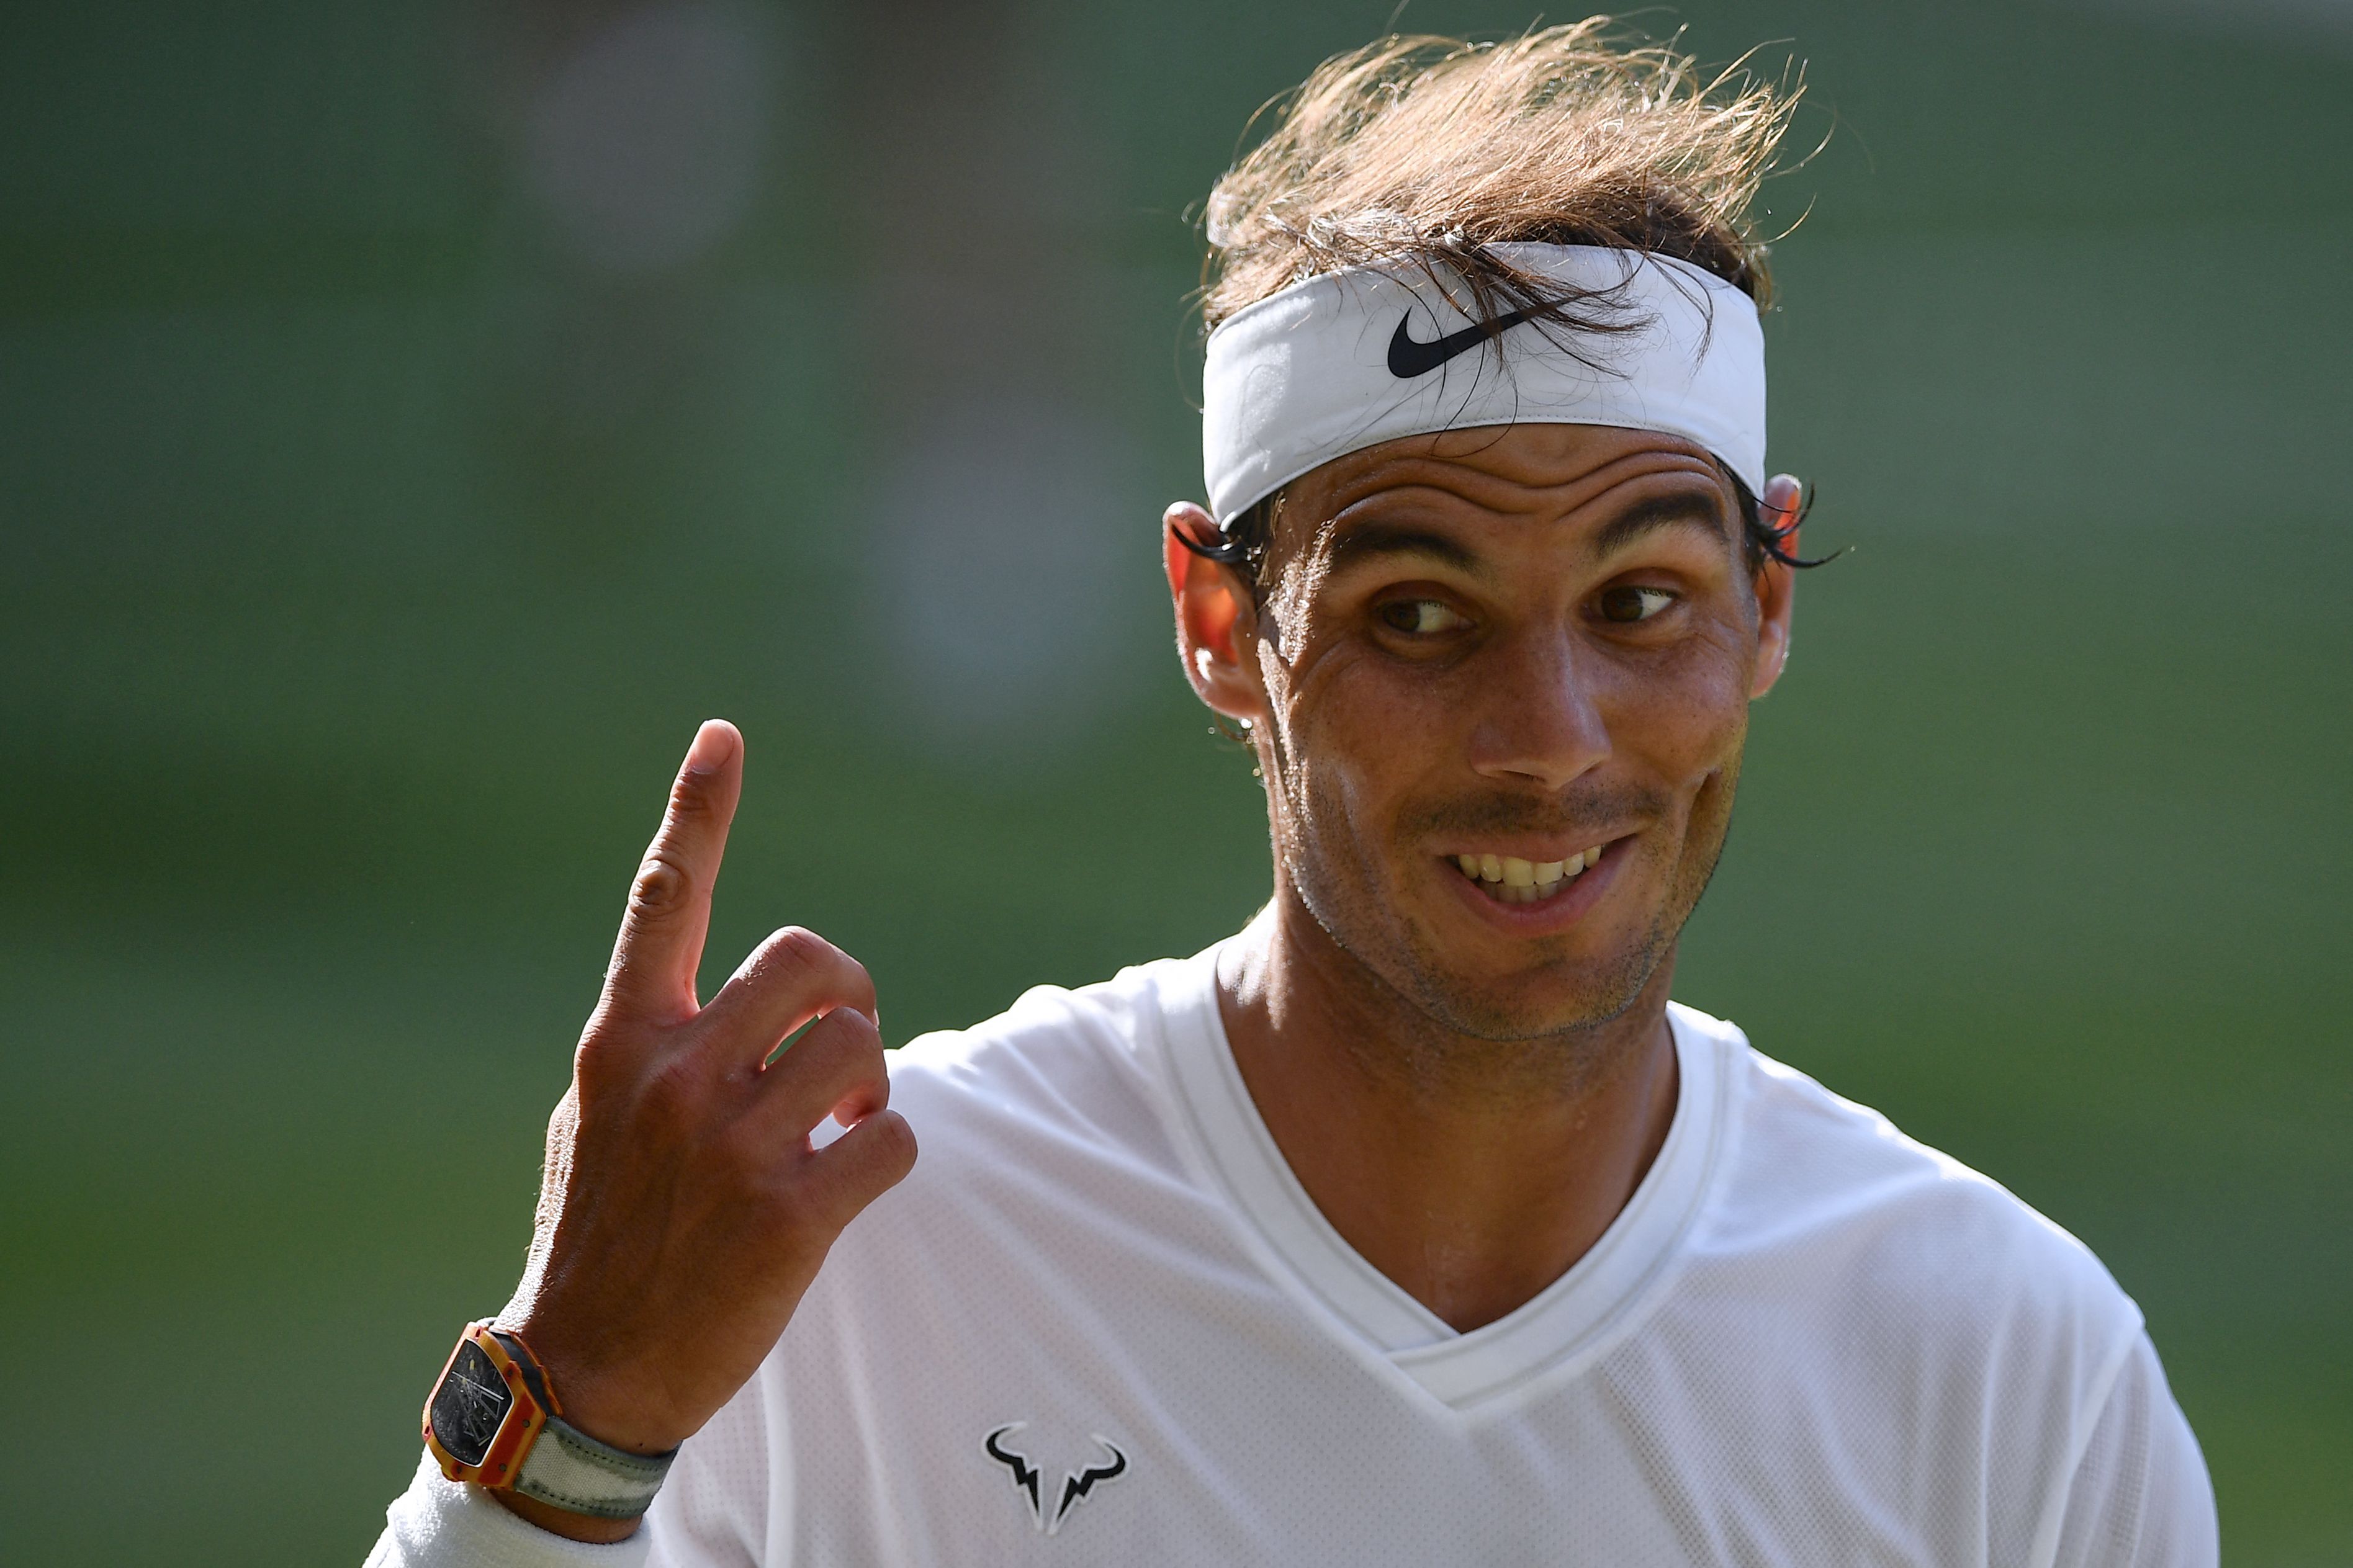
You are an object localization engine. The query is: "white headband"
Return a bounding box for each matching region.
[1201,243,1766,524]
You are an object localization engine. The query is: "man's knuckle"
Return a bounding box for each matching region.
[869,1111,918,1175]
[826,1005,884,1054]
[767,1032,839,1091]
[765,925,830,972]
[573,1039,620,1097]
[748,928,877,1014]
[572,1018,647,1093]
[631,853,692,917]
[811,1119,914,1219]
[789,1012,876,1084]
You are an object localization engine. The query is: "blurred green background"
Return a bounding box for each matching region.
[4,0,2347,1561]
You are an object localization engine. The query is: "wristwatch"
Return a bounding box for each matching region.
[423,1320,678,1520]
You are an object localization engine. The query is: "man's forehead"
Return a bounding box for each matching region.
[1287,423,1739,559]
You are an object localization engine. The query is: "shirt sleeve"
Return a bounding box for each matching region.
[2046,1331,2218,1568]
[363,1451,655,1568]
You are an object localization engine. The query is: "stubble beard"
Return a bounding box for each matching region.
[1270,745,1746,1059]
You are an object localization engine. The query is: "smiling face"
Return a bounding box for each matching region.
[1169,423,1797,1042]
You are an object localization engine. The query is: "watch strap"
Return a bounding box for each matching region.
[477,1324,678,1521]
[513,1413,677,1519]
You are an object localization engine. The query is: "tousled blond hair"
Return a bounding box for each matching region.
[1200,20,1802,330]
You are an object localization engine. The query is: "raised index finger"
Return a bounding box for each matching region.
[605,719,743,1023]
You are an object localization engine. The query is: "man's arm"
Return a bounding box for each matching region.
[367,720,917,1560]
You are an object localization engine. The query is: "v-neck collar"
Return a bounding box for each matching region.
[1150,944,1733,1413]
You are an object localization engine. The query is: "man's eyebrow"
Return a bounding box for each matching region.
[1325,520,1490,576]
[1590,493,1734,559]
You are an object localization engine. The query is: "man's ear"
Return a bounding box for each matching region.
[1163,502,1271,726]
[1749,474,1802,699]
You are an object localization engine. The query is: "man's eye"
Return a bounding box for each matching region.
[1377,599,1467,635]
[1597,586,1678,624]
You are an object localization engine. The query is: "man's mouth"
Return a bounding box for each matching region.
[1450,844,1609,905]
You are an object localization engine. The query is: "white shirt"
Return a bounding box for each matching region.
[371,945,2216,1566]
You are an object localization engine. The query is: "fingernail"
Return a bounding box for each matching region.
[685,720,734,774]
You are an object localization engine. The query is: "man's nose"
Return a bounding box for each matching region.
[1464,629,1611,792]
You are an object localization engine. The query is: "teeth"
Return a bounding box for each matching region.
[1452,840,1616,904]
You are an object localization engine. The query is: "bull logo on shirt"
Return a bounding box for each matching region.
[984,1422,1128,1536]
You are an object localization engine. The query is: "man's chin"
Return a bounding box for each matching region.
[1395,941,1664,1043]
[1291,866,1670,1042]
[1393,859,1679,1020]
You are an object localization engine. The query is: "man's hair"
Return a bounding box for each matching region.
[1187,20,1825,586]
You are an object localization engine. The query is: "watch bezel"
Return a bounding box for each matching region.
[422,1320,551,1490]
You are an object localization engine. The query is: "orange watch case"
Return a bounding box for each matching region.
[421,1320,560,1490]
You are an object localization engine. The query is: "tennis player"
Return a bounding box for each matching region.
[370,24,2215,1566]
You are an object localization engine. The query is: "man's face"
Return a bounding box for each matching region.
[1170,423,1797,1041]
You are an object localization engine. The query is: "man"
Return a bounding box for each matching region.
[372,24,2215,1567]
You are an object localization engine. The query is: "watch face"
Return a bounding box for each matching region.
[430,1338,515,1467]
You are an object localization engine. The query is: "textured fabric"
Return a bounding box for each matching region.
[367,945,2215,1566]
[1200,243,1767,522]
[518,1414,673,1518]
[2048,1335,2216,1567]
[369,1451,650,1567]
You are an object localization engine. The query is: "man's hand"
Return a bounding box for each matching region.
[491,720,917,1539]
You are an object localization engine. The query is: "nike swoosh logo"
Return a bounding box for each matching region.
[1386,304,1546,378]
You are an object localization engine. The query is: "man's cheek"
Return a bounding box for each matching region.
[1628,658,1747,771]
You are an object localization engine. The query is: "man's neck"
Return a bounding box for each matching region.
[1212,897,1680,1333]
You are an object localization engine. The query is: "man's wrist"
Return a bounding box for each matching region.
[502,1317,693,1457]
[423,1320,678,1529]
